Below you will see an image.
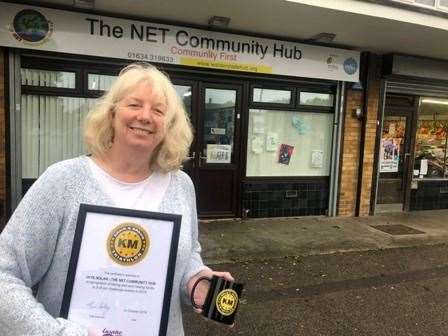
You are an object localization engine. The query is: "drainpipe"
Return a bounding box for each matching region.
[355,52,371,216]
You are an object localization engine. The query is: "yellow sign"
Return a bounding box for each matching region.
[107,222,149,266]
[216,289,239,316]
[181,57,272,74]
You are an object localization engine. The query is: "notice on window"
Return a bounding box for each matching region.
[380,138,400,173]
[311,150,323,168]
[211,128,226,135]
[206,145,231,163]
[251,136,264,154]
[420,159,428,176]
[252,115,266,134]
[266,132,278,152]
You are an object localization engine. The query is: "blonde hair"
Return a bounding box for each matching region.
[84,63,193,172]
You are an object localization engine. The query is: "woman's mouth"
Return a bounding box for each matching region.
[129,126,153,135]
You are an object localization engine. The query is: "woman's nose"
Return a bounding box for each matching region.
[137,105,153,123]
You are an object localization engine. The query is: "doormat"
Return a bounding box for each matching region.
[370,224,425,235]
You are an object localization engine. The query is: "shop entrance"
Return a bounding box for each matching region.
[173,80,242,218]
[376,94,417,213]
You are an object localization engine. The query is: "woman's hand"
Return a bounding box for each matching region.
[186,268,234,314]
[87,327,102,336]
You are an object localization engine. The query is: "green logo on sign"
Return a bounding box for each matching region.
[10,9,53,44]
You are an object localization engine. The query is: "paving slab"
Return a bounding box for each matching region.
[199,209,448,264]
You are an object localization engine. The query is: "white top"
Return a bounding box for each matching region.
[87,157,171,211]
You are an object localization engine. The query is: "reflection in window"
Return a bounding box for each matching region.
[203,89,236,161]
[300,92,334,107]
[253,88,291,104]
[21,68,76,88]
[88,74,117,91]
[174,85,192,116]
[414,98,448,178]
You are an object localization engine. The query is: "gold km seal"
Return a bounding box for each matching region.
[216,289,239,316]
[107,222,149,266]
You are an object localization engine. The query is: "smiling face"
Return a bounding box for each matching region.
[111,81,168,157]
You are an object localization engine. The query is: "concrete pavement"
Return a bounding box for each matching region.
[198,209,448,264]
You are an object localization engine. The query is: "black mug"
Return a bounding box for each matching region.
[190,275,244,325]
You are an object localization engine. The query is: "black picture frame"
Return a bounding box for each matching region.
[60,204,181,336]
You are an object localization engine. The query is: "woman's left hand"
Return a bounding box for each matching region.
[187,268,234,314]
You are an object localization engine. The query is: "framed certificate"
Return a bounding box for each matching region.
[60,204,181,336]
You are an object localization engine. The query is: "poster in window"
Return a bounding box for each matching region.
[380,119,405,173]
[380,138,400,172]
[291,115,310,135]
[206,144,232,163]
[278,144,294,165]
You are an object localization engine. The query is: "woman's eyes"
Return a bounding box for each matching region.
[125,102,166,115]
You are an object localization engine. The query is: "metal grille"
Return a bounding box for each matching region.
[386,80,448,98]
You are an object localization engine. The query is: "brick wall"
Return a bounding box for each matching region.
[338,54,382,216]
[358,54,382,216]
[338,89,363,216]
[0,47,6,229]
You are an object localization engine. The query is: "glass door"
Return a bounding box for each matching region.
[376,94,415,213]
[173,80,242,217]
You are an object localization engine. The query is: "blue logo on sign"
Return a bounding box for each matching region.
[343,58,358,75]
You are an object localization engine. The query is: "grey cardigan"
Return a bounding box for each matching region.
[0,156,206,335]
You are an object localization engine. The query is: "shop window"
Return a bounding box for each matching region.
[174,85,192,116]
[299,92,334,107]
[252,88,292,105]
[21,95,94,178]
[88,73,117,91]
[439,0,448,10]
[21,68,76,88]
[414,98,448,179]
[246,109,333,177]
[415,0,435,6]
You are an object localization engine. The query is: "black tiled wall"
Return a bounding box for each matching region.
[410,180,448,211]
[242,179,329,218]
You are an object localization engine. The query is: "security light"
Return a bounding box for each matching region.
[208,16,231,28]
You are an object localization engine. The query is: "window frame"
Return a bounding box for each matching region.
[20,65,83,97]
[84,69,120,98]
[298,89,335,113]
[390,0,448,13]
[249,84,296,109]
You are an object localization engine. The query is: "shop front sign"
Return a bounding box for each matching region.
[1,3,360,82]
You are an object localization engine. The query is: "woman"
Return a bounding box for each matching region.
[0,63,233,335]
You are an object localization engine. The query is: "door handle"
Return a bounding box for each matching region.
[198,155,207,167]
[185,152,196,168]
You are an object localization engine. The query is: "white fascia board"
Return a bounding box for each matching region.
[285,0,448,31]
